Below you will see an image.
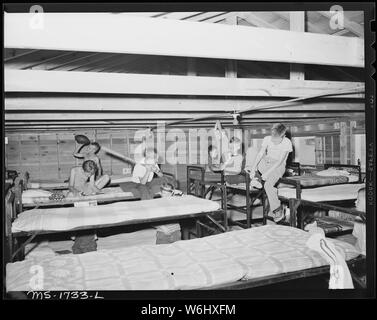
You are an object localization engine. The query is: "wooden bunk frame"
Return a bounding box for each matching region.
[5,184,367,290]
[14,172,177,212]
[187,166,266,229]
[205,200,366,290]
[276,162,363,233]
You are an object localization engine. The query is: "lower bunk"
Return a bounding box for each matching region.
[6,223,365,291]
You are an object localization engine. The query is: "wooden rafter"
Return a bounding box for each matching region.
[4,49,40,62]
[20,51,74,70]
[201,12,236,23]
[317,11,364,37]
[48,52,101,71]
[67,53,118,72]
[186,12,227,22]
[5,96,364,113]
[237,12,279,29]
[5,69,365,98]
[157,12,203,20]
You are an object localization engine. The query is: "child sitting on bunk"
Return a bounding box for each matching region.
[68,160,110,197]
[73,142,103,178]
[119,147,164,200]
[245,123,293,223]
[353,187,366,256]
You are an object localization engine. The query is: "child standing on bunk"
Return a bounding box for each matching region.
[119,148,164,200]
[246,123,293,223]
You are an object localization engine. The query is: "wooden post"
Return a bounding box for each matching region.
[350,120,357,164]
[225,14,237,80]
[331,135,334,164]
[109,133,113,175]
[340,121,348,164]
[289,12,305,81]
[315,137,324,165]
[187,57,196,76]
[56,133,61,179]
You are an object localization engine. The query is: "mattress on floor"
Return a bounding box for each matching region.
[22,187,134,205]
[278,183,364,202]
[12,195,220,233]
[6,225,360,291]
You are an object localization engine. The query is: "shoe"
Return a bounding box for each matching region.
[273,207,285,223]
[250,177,262,189]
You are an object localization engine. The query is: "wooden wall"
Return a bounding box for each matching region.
[5,120,366,191]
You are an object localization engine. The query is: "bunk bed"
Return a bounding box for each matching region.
[277,163,364,235]
[187,166,266,229]
[5,186,228,262]
[6,204,366,291]
[14,172,177,212]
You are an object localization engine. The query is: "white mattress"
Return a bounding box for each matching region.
[6,225,360,291]
[278,183,364,202]
[12,195,220,233]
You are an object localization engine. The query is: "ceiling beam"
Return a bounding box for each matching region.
[289,12,305,81]
[20,51,74,70]
[5,13,364,67]
[156,12,203,20]
[4,49,40,62]
[200,12,235,23]
[47,52,102,71]
[5,69,365,98]
[5,96,364,113]
[186,12,227,22]
[5,112,364,122]
[237,12,278,29]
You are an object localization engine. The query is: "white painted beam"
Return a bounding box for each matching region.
[4,13,364,67]
[5,97,364,113]
[5,111,364,121]
[5,69,365,98]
